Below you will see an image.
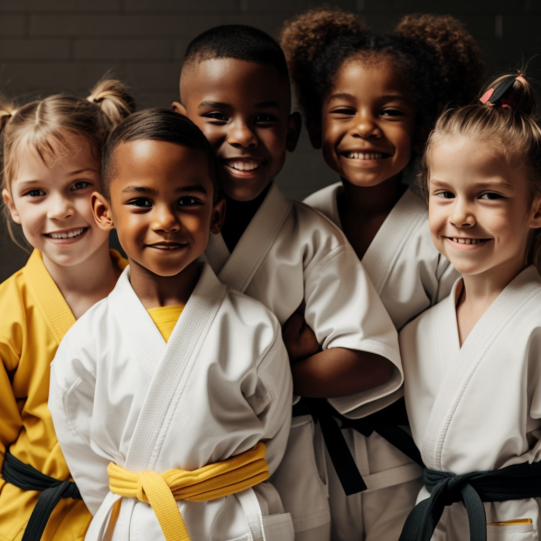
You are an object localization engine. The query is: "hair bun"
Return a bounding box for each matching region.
[87,79,136,129]
[0,101,16,131]
[481,74,536,117]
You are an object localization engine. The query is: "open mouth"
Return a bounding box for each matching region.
[447,237,490,245]
[223,159,266,172]
[343,151,391,160]
[44,227,88,240]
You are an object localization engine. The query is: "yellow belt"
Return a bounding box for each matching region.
[108,442,269,541]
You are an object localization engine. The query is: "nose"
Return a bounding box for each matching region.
[450,198,475,228]
[352,111,381,140]
[47,193,74,221]
[152,205,181,233]
[227,119,258,148]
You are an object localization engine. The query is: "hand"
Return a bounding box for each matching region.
[282,313,321,364]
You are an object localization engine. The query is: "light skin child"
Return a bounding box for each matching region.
[92,139,225,309]
[173,58,393,398]
[2,134,120,318]
[428,135,541,345]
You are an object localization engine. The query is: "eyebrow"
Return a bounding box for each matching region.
[69,168,98,175]
[122,185,208,194]
[198,100,280,109]
[430,179,513,189]
[328,92,407,102]
[198,101,231,109]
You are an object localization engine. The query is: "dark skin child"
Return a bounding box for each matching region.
[92,139,225,309]
[174,58,393,398]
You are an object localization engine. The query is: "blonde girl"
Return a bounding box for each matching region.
[279,8,484,541]
[0,80,134,541]
[400,73,541,541]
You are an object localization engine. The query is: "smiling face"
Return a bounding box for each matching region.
[176,58,299,202]
[2,134,109,268]
[100,139,224,277]
[321,57,415,187]
[428,135,541,279]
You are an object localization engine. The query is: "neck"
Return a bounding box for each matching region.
[340,173,405,217]
[43,241,118,314]
[221,182,271,252]
[128,258,200,310]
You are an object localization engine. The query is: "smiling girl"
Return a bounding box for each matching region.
[399,73,541,541]
[0,79,134,541]
[280,8,484,541]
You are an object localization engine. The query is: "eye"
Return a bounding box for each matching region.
[71,181,90,191]
[436,191,455,199]
[479,192,503,200]
[127,198,152,208]
[25,189,46,197]
[204,112,228,122]
[381,109,405,117]
[255,113,277,123]
[178,196,201,207]
[331,107,356,116]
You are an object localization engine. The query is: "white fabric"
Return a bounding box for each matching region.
[401,266,541,541]
[204,182,402,538]
[305,180,458,541]
[49,264,294,541]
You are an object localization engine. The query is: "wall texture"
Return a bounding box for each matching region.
[1,0,540,279]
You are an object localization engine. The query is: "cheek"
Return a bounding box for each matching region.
[200,124,223,150]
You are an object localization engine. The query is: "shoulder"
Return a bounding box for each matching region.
[303,182,342,226]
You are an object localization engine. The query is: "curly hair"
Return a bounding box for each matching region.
[280,8,485,150]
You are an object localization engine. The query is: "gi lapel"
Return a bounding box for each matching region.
[124,264,227,471]
[362,188,427,295]
[206,182,293,294]
[422,266,541,470]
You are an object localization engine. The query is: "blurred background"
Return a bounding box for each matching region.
[1,0,540,279]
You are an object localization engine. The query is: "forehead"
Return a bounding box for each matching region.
[331,56,410,99]
[181,57,290,108]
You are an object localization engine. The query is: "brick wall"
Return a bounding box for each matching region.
[1,0,540,279]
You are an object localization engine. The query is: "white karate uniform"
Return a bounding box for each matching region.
[401,267,541,541]
[304,180,458,541]
[204,182,402,541]
[49,264,294,541]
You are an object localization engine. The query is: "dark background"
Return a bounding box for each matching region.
[1,0,540,280]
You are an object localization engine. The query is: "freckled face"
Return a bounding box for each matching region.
[2,134,108,268]
[322,58,415,187]
[428,136,539,278]
[106,140,222,277]
[179,58,295,202]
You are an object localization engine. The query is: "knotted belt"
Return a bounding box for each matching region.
[293,397,424,495]
[108,441,269,541]
[399,460,541,541]
[1,450,82,541]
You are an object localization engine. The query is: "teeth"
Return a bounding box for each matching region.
[49,228,85,239]
[347,152,384,160]
[451,238,485,245]
[228,160,261,171]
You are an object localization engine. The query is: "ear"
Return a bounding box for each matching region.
[210,197,226,235]
[2,189,21,224]
[91,192,115,231]
[172,101,187,116]
[530,196,541,229]
[286,112,302,153]
[307,119,322,150]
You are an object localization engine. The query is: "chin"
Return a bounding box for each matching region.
[223,181,269,202]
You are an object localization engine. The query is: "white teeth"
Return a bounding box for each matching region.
[451,237,485,245]
[49,228,85,239]
[347,152,384,160]
[228,160,261,171]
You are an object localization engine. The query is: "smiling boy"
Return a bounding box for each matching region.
[173,25,403,541]
[49,109,294,541]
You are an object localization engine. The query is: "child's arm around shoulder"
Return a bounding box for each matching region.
[48,300,112,515]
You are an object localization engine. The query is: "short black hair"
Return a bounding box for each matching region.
[101,108,220,200]
[183,24,289,81]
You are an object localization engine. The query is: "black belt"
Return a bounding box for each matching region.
[293,397,424,496]
[2,450,82,541]
[399,460,541,541]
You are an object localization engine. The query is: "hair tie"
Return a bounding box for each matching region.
[480,75,523,108]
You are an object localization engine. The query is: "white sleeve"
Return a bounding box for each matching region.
[303,245,402,415]
[245,327,293,476]
[49,334,112,515]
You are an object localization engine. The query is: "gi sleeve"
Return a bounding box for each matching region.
[303,244,402,416]
[49,333,112,515]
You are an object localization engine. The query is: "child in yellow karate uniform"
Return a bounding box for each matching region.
[0,79,134,541]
